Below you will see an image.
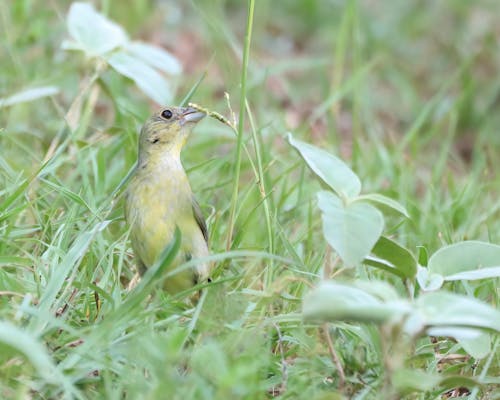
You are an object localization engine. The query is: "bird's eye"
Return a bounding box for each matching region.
[161,109,173,119]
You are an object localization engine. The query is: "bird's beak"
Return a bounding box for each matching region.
[181,107,206,124]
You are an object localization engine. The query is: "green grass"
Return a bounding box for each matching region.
[1,1,499,399]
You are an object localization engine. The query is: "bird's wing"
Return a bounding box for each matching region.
[192,196,208,243]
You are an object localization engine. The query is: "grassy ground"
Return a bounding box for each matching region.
[1,0,499,399]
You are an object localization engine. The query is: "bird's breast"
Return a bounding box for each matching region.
[125,169,193,265]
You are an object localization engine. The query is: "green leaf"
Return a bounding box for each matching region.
[288,133,361,197]
[417,245,429,266]
[438,376,479,392]
[356,193,410,218]
[64,2,128,56]
[107,50,174,104]
[365,236,417,279]
[41,178,94,213]
[428,241,500,281]
[393,369,441,394]
[317,191,384,266]
[128,41,182,76]
[36,220,111,318]
[417,291,500,334]
[0,86,59,108]
[0,256,32,266]
[302,281,411,324]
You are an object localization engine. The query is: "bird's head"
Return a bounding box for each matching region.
[138,106,206,163]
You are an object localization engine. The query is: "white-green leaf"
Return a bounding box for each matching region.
[428,241,500,281]
[288,133,361,197]
[356,193,410,218]
[417,291,500,333]
[107,51,173,104]
[128,41,182,76]
[416,265,444,291]
[302,281,411,324]
[458,333,491,359]
[317,191,384,266]
[0,86,59,108]
[65,2,128,56]
[446,266,500,281]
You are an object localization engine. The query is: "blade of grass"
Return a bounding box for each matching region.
[226,0,255,251]
[245,100,274,289]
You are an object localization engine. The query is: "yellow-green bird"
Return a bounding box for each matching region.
[125,106,210,293]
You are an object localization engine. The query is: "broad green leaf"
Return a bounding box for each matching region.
[366,236,417,279]
[416,265,444,291]
[317,191,384,266]
[428,241,500,281]
[0,86,59,108]
[64,2,128,56]
[288,133,361,197]
[356,193,410,218]
[107,51,173,104]
[303,281,411,324]
[417,291,500,333]
[128,41,182,76]
[458,333,490,359]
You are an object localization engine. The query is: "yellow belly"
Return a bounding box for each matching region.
[125,172,209,293]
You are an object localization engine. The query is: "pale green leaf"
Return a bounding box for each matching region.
[428,240,500,281]
[0,86,59,108]
[128,41,182,75]
[416,265,444,291]
[458,333,491,359]
[446,266,500,281]
[303,281,411,324]
[417,291,500,333]
[107,51,173,104]
[288,133,361,197]
[317,191,384,266]
[65,2,128,56]
[356,193,410,218]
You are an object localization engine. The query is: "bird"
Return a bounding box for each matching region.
[124,106,211,294]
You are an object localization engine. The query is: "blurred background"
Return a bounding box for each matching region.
[1,1,499,397]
